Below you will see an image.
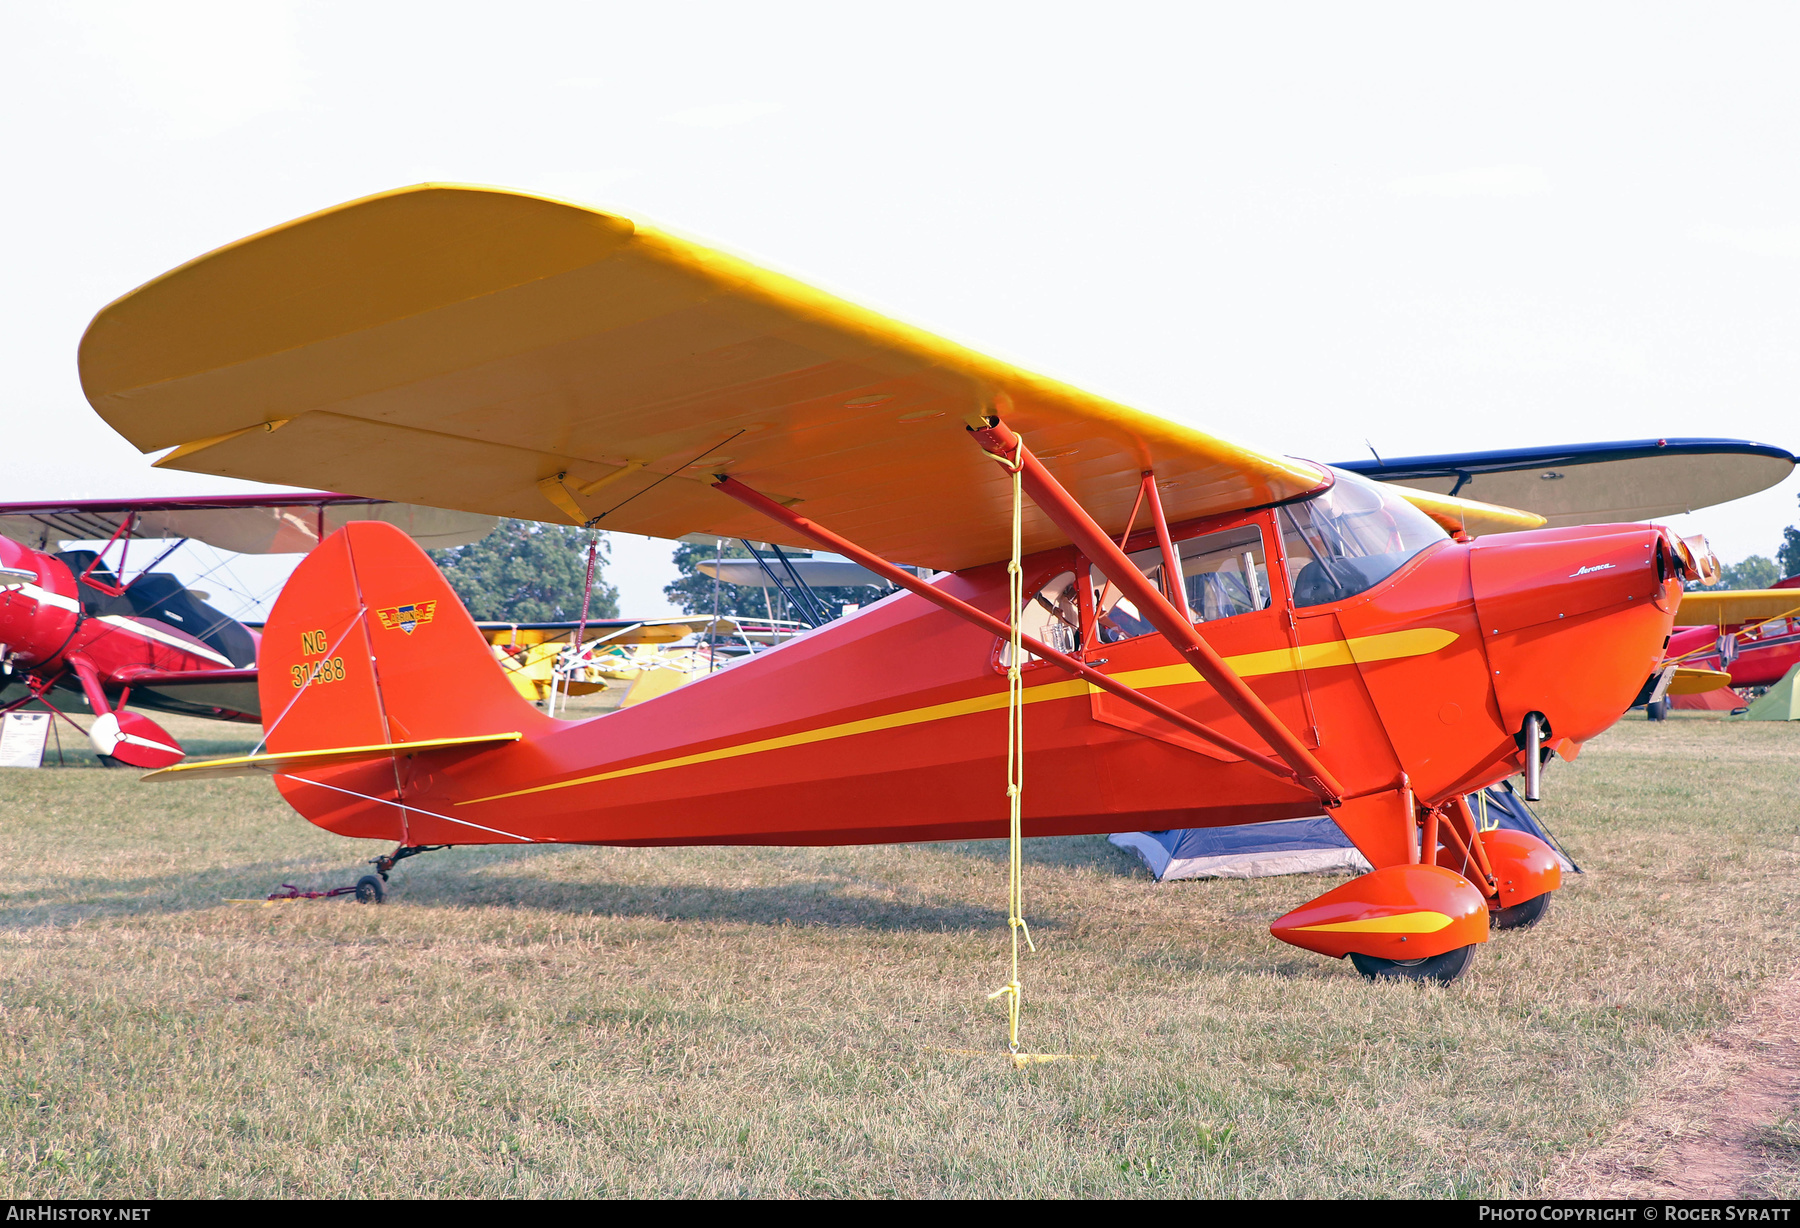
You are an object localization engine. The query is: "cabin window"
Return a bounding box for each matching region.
[1279,468,1448,608]
[1000,570,1081,666]
[1091,559,1161,643]
[1178,524,1271,622]
[1088,523,1272,643]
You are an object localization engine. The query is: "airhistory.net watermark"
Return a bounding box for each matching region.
[4,1209,150,1222]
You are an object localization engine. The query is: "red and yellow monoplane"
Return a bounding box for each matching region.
[77,185,1710,982]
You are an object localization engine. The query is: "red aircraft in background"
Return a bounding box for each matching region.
[0,494,492,767]
[1664,575,1800,699]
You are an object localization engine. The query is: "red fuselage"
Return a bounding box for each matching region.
[264,511,1682,872]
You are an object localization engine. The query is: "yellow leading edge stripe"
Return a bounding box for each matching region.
[1294,910,1454,935]
[459,627,1458,806]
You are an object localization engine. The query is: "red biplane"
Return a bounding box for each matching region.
[77,185,1712,982]
[1664,577,1800,699]
[0,493,491,766]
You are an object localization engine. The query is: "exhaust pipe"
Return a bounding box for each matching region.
[1523,713,1545,801]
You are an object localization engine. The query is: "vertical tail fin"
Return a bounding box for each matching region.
[259,521,549,754]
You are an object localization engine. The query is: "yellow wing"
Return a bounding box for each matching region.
[477,617,735,648]
[1673,589,1800,628]
[79,184,1331,572]
[1389,489,1546,538]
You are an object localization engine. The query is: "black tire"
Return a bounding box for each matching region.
[1493,891,1551,930]
[354,875,387,904]
[1349,944,1476,984]
[1647,699,1668,721]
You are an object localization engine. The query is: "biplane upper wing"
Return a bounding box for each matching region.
[1673,588,1800,628]
[1340,439,1796,529]
[77,184,1356,573]
[0,492,494,555]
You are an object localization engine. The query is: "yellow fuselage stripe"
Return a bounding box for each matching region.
[461,626,1458,804]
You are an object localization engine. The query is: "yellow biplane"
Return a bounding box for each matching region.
[480,616,733,708]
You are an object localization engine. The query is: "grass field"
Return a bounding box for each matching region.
[0,700,1796,1197]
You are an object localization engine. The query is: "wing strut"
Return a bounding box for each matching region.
[968,415,1346,807]
[710,477,1313,792]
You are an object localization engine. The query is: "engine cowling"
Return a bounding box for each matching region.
[0,539,80,671]
[1468,524,1679,748]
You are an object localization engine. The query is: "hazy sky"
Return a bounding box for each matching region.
[6,2,1797,617]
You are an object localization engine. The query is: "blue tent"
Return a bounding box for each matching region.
[1109,780,1578,882]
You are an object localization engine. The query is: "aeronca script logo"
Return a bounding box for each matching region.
[376,600,438,635]
[1569,563,1616,578]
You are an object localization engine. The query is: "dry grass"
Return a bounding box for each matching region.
[0,701,1796,1196]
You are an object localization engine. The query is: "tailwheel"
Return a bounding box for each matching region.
[357,843,447,904]
[1492,891,1551,930]
[1349,945,1477,984]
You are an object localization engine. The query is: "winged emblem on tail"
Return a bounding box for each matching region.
[376,600,438,634]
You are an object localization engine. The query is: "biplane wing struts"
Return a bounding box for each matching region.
[76,183,1708,983]
[1660,581,1800,695]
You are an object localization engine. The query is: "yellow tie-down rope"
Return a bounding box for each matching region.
[982,444,1092,1070]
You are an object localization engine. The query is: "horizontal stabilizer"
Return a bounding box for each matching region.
[140,732,521,782]
[1674,589,1800,628]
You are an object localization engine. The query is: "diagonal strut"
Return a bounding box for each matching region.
[710,475,1312,791]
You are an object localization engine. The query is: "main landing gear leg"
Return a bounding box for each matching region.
[355,844,448,904]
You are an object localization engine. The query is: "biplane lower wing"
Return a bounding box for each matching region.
[1668,667,1735,695]
[477,616,735,648]
[111,666,261,722]
[1674,588,1800,628]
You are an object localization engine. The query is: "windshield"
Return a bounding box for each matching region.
[1280,467,1448,607]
